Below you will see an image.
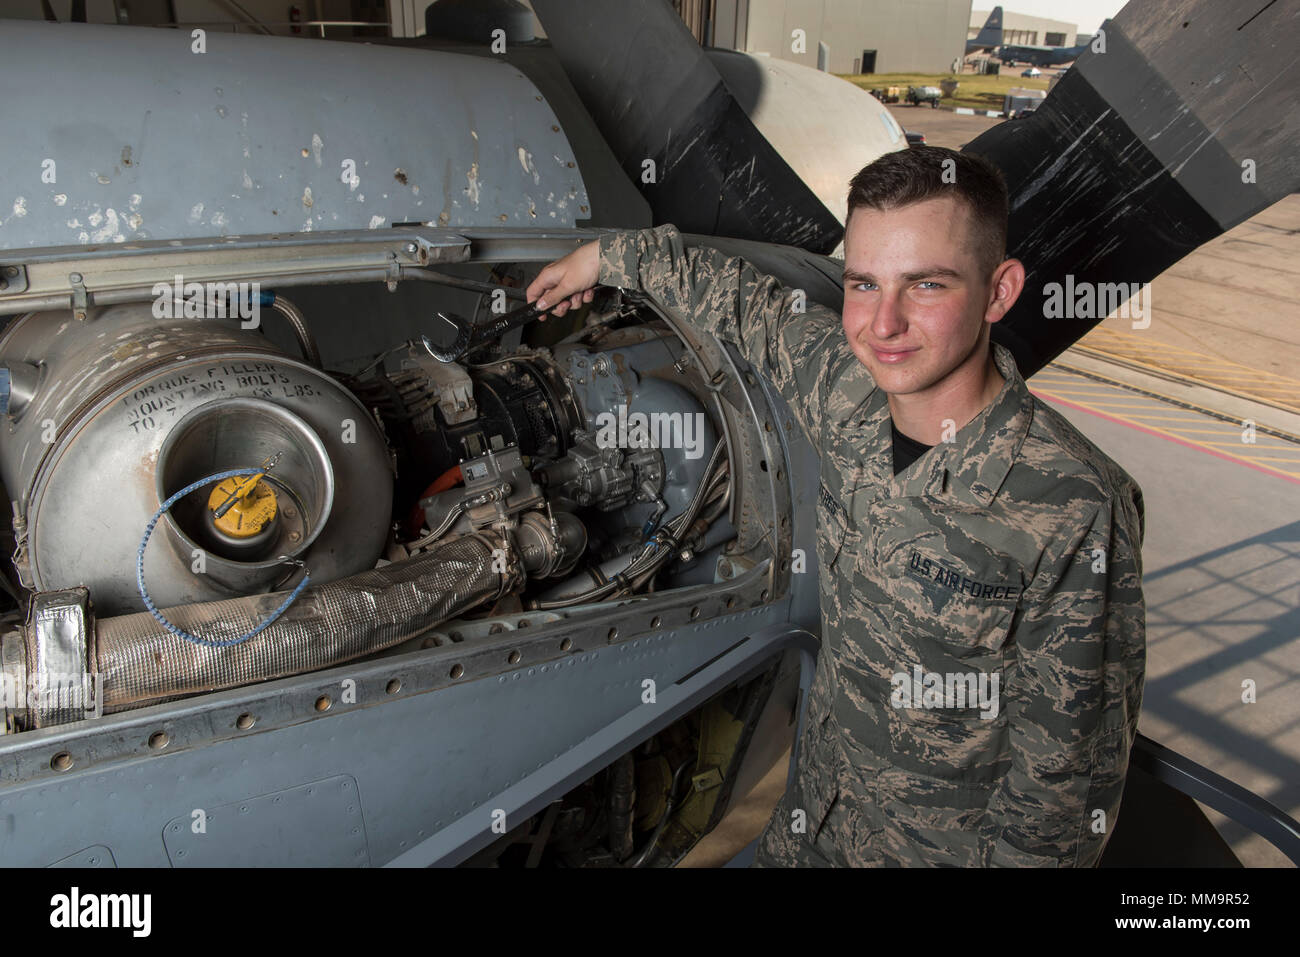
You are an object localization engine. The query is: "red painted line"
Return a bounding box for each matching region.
[1029,389,1300,487]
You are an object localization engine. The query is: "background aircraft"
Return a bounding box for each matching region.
[967,6,1005,54]
[998,18,1109,66]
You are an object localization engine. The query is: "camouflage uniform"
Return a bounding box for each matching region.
[597,224,1146,867]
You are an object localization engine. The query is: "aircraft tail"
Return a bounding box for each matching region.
[970,6,1004,49]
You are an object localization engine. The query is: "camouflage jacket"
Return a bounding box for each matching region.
[597,223,1146,867]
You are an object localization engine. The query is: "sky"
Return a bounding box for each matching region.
[976,0,1128,35]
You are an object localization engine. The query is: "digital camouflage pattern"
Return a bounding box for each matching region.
[598,223,1146,867]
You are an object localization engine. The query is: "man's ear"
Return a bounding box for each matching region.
[985,258,1026,325]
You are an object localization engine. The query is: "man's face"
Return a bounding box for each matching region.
[841,195,1005,398]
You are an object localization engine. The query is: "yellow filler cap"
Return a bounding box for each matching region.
[207,473,278,539]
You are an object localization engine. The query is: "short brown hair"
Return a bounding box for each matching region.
[846,146,1009,277]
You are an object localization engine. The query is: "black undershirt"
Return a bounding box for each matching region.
[891,421,935,475]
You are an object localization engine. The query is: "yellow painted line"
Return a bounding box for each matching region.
[1127,427,1259,436]
[1031,387,1148,397]
[1034,386,1101,392]
[1031,386,1300,483]
[1129,436,1300,452]
[1044,360,1300,445]
[1062,401,1209,410]
[1075,331,1300,412]
[1195,449,1300,461]
[1105,426,1300,448]
[1194,448,1300,458]
[1081,331,1291,365]
[1038,397,1212,413]
[1173,373,1290,384]
[1172,377,1292,386]
[1093,356,1296,382]
[1184,436,1299,447]
[1030,379,1123,386]
[1092,414,1248,423]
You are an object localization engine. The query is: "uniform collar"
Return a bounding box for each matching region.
[941,342,1034,506]
[839,342,1034,509]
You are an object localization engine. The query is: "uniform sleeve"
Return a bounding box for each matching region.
[979,489,1146,867]
[598,223,849,453]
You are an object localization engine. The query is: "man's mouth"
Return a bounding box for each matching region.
[870,346,918,364]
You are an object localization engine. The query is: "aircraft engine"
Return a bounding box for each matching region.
[351,328,721,604]
[0,281,751,730]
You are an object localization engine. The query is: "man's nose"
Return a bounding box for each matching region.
[871,290,908,339]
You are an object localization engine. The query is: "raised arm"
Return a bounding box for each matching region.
[527,224,853,452]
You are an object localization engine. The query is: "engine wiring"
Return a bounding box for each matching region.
[407,500,468,551]
[529,441,729,610]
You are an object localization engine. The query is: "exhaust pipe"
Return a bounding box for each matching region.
[8,532,518,726]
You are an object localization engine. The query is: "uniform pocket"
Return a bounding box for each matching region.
[874,542,1016,784]
[869,541,1021,674]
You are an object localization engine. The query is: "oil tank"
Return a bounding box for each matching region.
[0,303,393,616]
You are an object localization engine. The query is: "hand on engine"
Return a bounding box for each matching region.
[526,240,600,318]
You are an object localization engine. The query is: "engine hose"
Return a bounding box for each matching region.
[137,468,311,649]
[269,294,324,368]
[409,501,466,550]
[99,531,514,713]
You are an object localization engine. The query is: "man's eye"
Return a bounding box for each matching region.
[916,281,944,290]
[853,282,876,292]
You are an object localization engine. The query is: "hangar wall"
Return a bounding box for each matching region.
[970,8,1078,47]
[722,0,972,74]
